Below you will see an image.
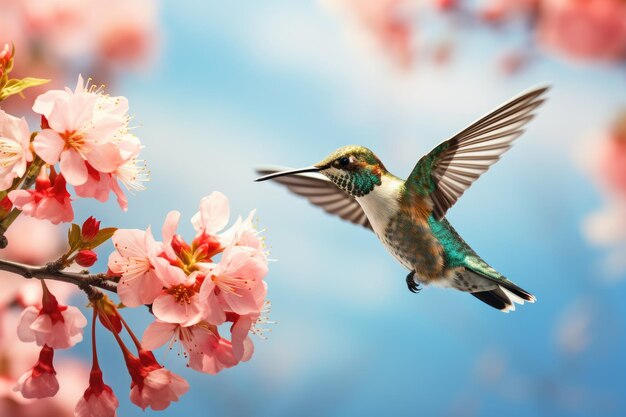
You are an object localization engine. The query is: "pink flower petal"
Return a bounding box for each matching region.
[191,192,230,235]
[142,321,177,350]
[33,130,65,165]
[59,150,88,186]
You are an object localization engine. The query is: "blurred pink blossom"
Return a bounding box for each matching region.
[555,299,593,356]
[0,215,73,308]
[578,114,626,276]
[324,0,417,68]
[480,0,539,22]
[93,0,159,69]
[537,0,626,62]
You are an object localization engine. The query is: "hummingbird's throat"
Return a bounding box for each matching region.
[326,168,382,197]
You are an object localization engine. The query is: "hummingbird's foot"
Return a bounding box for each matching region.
[406,271,421,294]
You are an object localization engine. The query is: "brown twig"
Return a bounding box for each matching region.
[0,258,118,294]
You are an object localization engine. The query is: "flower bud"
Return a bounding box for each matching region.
[93,295,123,334]
[76,249,98,267]
[82,216,101,242]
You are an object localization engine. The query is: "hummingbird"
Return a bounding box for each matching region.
[255,86,548,312]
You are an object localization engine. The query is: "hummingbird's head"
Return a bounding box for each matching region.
[313,145,387,197]
[256,145,387,197]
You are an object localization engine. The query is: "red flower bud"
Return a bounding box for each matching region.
[76,250,98,267]
[82,216,101,242]
[94,295,122,334]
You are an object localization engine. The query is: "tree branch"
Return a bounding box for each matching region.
[0,258,118,294]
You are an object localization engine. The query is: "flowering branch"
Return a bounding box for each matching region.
[0,44,273,415]
[0,258,118,294]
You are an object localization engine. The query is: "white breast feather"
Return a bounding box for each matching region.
[355,175,403,238]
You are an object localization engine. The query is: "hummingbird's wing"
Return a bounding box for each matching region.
[255,166,373,230]
[407,85,549,220]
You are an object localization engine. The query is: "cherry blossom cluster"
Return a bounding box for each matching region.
[0,48,272,416]
[110,191,271,376]
[0,47,146,227]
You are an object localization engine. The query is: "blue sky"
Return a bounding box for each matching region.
[64,1,626,416]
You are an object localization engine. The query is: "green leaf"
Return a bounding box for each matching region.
[0,77,49,101]
[68,223,81,250]
[84,227,118,250]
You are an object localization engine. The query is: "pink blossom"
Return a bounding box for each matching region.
[227,312,258,363]
[190,191,231,254]
[199,245,268,325]
[197,331,240,375]
[537,0,626,62]
[229,300,273,361]
[108,228,163,307]
[151,258,204,326]
[126,351,188,411]
[17,287,87,349]
[13,345,59,399]
[191,191,231,238]
[9,170,74,224]
[73,137,147,211]
[32,75,133,186]
[0,110,33,191]
[141,320,236,372]
[226,209,265,252]
[190,193,263,260]
[74,369,119,417]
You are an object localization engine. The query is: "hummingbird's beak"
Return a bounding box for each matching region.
[255,166,321,182]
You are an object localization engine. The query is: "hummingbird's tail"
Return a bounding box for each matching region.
[470,281,536,313]
[453,268,536,313]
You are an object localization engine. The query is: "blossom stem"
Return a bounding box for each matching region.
[117,313,143,351]
[91,307,100,370]
[99,309,133,358]
[0,258,119,293]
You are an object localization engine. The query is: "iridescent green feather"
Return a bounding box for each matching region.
[427,215,504,281]
[406,142,451,196]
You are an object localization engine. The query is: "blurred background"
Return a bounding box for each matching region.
[1,0,626,416]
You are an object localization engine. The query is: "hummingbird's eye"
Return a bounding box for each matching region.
[338,156,350,167]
